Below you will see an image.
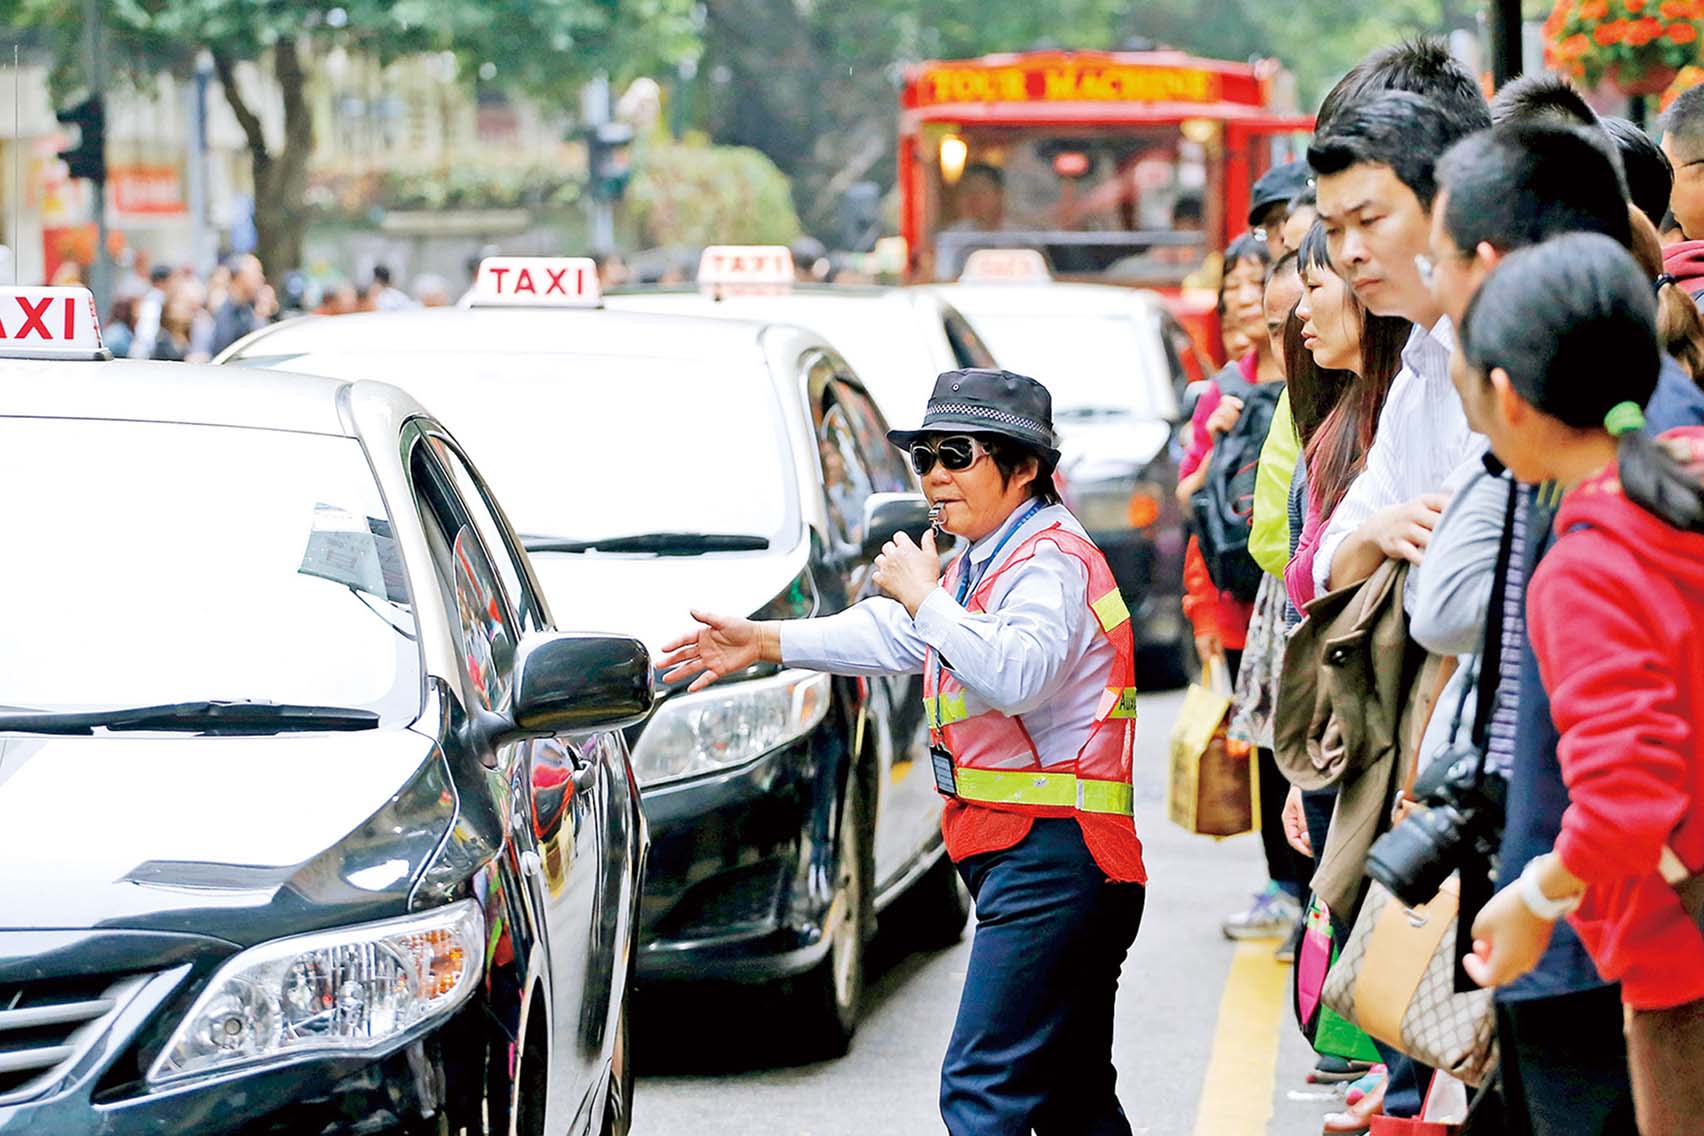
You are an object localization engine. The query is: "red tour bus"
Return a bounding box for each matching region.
[899,49,1313,362]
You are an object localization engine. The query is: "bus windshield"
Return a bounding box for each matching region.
[927,124,1212,282]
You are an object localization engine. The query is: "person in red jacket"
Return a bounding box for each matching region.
[1453,233,1704,1136]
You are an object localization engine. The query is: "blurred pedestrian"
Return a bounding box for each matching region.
[412,273,452,308]
[129,264,173,360]
[660,369,1147,1136]
[1661,86,1704,241]
[368,264,417,311]
[316,281,359,316]
[210,254,267,356]
[102,294,139,359]
[1248,159,1310,260]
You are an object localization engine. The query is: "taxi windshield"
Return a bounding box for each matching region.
[0,419,420,719]
[929,124,1209,282]
[954,310,1173,419]
[262,351,800,551]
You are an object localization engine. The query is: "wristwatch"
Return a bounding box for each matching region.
[1519,857,1584,922]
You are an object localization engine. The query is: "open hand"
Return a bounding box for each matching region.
[1463,884,1555,989]
[657,610,772,693]
[1282,785,1313,858]
[873,529,941,616]
[1368,492,1449,565]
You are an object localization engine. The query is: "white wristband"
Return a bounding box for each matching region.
[1518,857,1583,922]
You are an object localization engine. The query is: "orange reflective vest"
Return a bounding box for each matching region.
[924,523,1147,883]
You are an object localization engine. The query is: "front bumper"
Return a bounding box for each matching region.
[636,727,844,985]
[0,998,497,1136]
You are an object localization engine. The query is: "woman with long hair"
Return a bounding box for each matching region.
[1284,223,1410,613]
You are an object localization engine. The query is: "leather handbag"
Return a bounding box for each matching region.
[1166,658,1257,838]
[1321,875,1498,1086]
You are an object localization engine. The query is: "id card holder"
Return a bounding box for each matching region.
[930,743,959,797]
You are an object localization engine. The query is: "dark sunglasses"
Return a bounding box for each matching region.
[908,435,990,476]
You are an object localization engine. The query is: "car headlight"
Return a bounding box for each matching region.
[148,900,484,1086]
[630,669,831,788]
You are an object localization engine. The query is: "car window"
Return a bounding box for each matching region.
[831,378,912,494]
[942,306,998,369]
[426,433,547,634]
[409,439,518,713]
[265,351,799,553]
[0,419,420,719]
[818,398,876,549]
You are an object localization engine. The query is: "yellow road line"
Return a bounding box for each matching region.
[1191,940,1290,1136]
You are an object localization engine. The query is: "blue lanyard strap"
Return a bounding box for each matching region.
[933,500,1046,705]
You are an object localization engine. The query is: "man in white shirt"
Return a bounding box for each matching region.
[1309,90,1490,596]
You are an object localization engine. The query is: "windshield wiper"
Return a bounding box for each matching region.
[523,532,771,555]
[0,700,381,736]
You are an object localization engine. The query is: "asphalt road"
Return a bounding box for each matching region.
[630,689,1352,1136]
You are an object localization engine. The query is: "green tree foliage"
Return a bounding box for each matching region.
[628,135,800,247]
[5,0,698,271]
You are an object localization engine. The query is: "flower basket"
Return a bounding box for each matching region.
[1610,60,1681,92]
[1545,0,1704,93]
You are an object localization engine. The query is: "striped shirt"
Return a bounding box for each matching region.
[1310,317,1479,608]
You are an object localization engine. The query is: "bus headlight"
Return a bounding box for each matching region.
[631,670,832,788]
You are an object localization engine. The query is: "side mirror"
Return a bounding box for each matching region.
[506,632,654,738]
[861,492,933,559]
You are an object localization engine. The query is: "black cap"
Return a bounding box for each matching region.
[887,368,1059,467]
[1247,160,1312,227]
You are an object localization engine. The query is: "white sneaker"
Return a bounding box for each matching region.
[1220,883,1302,940]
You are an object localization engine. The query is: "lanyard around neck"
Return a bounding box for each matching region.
[954,500,1045,603]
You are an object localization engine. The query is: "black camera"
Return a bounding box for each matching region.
[1365,743,1507,908]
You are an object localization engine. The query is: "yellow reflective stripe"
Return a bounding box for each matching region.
[1090,587,1130,632]
[953,769,1134,816]
[955,768,1077,808]
[1104,687,1140,720]
[925,692,970,729]
[1077,778,1134,815]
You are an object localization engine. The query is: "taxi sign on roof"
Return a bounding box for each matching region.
[697,245,794,297]
[959,248,1052,283]
[469,257,601,308]
[0,286,107,361]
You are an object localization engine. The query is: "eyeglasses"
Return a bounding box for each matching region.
[908,435,990,476]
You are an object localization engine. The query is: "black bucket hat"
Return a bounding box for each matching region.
[887,368,1060,469]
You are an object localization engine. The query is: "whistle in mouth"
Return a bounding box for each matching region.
[927,503,945,530]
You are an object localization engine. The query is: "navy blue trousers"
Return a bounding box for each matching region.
[941,818,1146,1136]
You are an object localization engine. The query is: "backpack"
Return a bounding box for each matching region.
[1191,367,1283,603]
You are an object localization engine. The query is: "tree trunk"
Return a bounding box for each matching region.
[213,39,314,276]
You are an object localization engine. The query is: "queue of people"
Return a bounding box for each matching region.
[81,254,453,363]
[1183,37,1704,1136]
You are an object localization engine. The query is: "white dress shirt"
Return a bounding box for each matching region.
[779,502,1116,769]
[1311,316,1480,602]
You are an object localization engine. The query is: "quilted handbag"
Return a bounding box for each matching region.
[1320,877,1498,1087]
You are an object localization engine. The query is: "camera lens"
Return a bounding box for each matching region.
[1366,806,1465,907]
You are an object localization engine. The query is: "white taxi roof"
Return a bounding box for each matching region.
[0,358,362,436]
[928,280,1169,318]
[220,306,772,365]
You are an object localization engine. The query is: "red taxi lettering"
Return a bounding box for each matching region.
[513,269,536,294]
[15,296,52,340]
[544,267,570,295]
[487,266,510,292]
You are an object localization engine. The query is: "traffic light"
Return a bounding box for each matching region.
[587,121,634,203]
[56,97,105,184]
[838,182,883,253]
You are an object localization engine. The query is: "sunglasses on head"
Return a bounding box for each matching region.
[908,435,991,476]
